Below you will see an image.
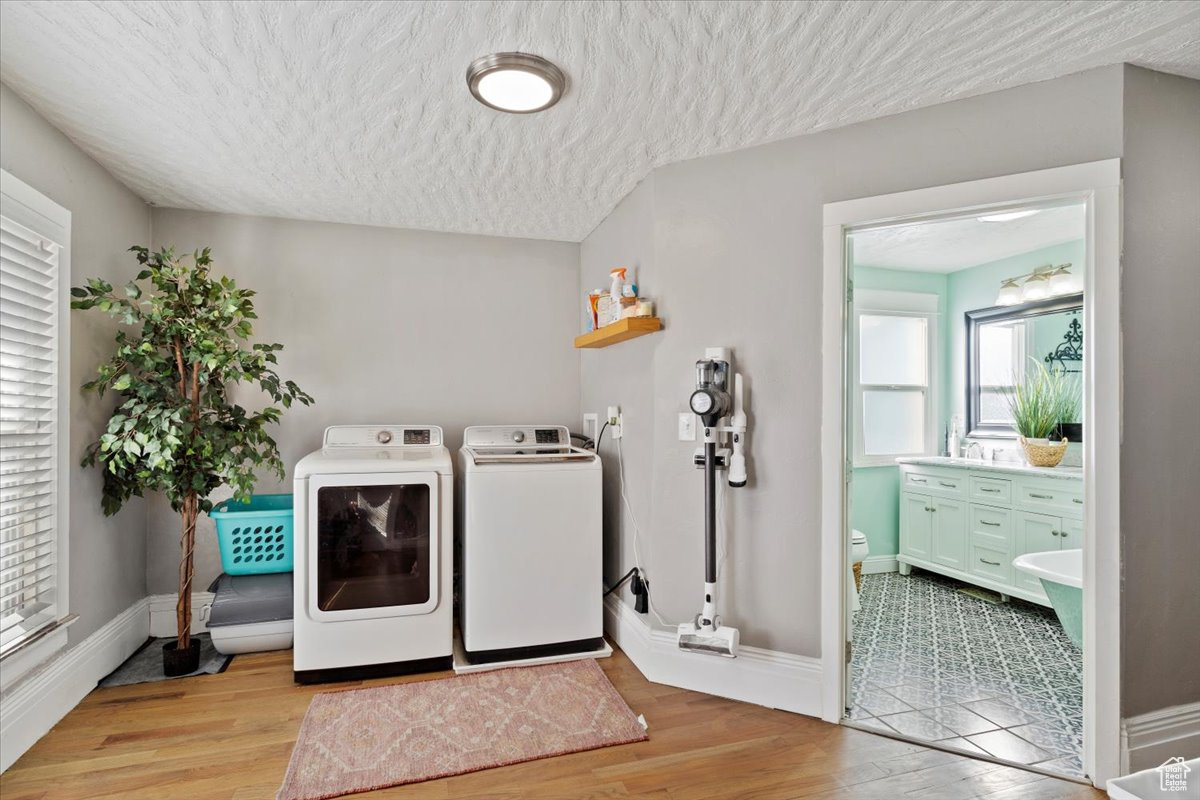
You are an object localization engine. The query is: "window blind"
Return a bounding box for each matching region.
[0,213,60,656]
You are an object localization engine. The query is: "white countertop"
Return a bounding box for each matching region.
[896,456,1083,481]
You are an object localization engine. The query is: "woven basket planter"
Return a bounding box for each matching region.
[1020,436,1069,467]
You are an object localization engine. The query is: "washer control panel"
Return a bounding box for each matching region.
[463,425,568,448]
[324,425,442,448]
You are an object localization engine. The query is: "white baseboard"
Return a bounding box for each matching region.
[603,596,822,716]
[860,555,898,575]
[1122,701,1200,774]
[0,598,149,772]
[149,592,216,638]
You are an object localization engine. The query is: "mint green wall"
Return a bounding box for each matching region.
[948,239,1086,428]
[851,466,902,557]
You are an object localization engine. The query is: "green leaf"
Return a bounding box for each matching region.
[112,374,132,391]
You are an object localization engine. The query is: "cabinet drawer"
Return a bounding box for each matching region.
[970,505,1012,550]
[904,471,965,497]
[970,476,1011,504]
[970,544,1012,584]
[1015,479,1083,516]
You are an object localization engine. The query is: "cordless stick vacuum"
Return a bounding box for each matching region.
[677,348,747,658]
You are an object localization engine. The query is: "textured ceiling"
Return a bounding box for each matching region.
[2,1,1198,242]
[852,204,1087,271]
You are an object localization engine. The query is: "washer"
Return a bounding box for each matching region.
[459,425,603,664]
[293,425,453,683]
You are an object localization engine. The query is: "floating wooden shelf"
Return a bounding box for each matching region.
[574,317,663,349]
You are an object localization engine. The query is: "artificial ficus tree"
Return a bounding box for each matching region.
[73,246,312,654]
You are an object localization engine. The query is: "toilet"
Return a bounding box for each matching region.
[851,529,870,592]
[844,532,873,614]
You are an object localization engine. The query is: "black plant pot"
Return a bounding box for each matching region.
[162,639,201,677]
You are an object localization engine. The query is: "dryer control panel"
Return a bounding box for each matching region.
[463,425,568,448]
[323,425,443,448]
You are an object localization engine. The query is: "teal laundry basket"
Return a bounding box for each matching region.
[210,494,294,575]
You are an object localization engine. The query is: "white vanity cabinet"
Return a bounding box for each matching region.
[896,459,1083,606]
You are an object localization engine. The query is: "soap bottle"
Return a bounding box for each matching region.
[948,416,962,458]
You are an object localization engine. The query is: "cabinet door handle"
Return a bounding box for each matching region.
[1073,498,1083,504]
[1051,530,1060,536]
[980,487,999,493]
[911,478,928,484]
[980,520,1001,527]
[1060,530,1068,538]
[1030,492,1053,499]
[939,481,956,488]
[979,558,1001,566]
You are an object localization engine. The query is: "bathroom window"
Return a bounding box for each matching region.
[852,290,938,466]
[0,169,71,677]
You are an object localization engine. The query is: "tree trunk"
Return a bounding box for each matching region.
[176,492,198,650]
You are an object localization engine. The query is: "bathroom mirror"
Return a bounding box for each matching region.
[966,293,1083,438]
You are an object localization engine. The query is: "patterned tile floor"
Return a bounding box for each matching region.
[848,569,1085,780]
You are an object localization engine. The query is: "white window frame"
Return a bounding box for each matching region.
[851,289,939,467]
[0,169,72,689]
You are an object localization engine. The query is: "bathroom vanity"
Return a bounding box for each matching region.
[896,457,1083,606]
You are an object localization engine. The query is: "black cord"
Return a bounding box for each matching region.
[596,421,609,448]
[603,566,638,597]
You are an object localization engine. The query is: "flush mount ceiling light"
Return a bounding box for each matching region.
[977,209,1041,223]
[466,52,565,114]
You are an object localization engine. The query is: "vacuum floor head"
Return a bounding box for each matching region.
[676,621,739,658]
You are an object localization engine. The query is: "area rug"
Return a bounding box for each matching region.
[99,633,231,687]
[277,658,648,800]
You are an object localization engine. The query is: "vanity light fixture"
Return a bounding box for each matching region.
[978,209,1041,223]
[996,264,1079,306]
[466,52,566,114]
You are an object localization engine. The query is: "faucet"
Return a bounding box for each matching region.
[965,441,984,460]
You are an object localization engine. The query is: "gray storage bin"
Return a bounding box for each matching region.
[204,572,294,655]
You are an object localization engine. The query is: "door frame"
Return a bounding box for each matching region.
[818,159,1122,787]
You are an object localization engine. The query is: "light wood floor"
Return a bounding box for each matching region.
[0,646,1105,800]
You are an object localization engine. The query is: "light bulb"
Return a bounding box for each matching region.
[1021,273,1049,302]
[1048,265,1074,295]
[996,279,1023,306]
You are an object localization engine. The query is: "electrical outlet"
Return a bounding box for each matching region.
[583,413,599,441]
[607,405,623,439]
[678,412,696,441]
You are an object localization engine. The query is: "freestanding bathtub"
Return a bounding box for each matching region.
[1013,548,1083,648]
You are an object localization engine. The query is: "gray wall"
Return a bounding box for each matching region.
[147,209,580,594]
[0,83,151,645]
[582,65,1126,656]
[1119,66,1200,718]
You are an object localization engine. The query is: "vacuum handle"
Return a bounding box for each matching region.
[705,441,717,584]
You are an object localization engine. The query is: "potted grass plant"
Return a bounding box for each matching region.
[1004,359,1078,467]
[73,246,312,675]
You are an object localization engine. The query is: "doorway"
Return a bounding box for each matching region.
[819,161,1122,788]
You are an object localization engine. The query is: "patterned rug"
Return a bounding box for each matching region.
[277,659,648,800]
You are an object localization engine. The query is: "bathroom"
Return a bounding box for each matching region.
[844,202,1088,779]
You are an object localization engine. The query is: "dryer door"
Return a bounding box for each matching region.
[307,471,440,621]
